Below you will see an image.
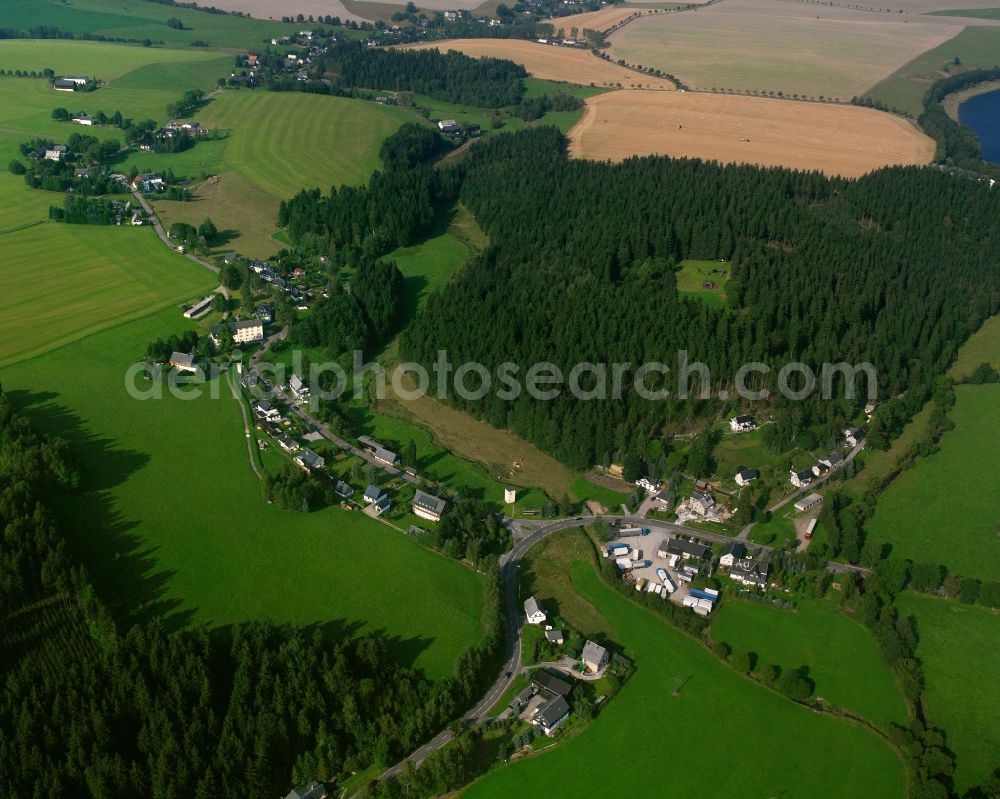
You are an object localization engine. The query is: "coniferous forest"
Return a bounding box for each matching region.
[395,128,1000,468]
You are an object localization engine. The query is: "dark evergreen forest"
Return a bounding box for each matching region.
[0,387,503,798]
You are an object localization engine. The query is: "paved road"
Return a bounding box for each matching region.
[736,439,865,541]
[130,189,219,275]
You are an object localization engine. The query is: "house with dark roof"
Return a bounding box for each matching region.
[719,541,747,568]
[790,468,814,488]
[363,485,385,504]
[735,467,759,486]
[284,781,327,799]
[531,668,573,698]
[169,352,197,373]
[294,448,325,471]
[532,695,570,736]
[412,489,446,522]
[664,538,710,561]
[689,490,715,516]
[730,557,769,589]
[334,480,353,499]
[252,399,281,423]
[729,414,756,432]
[373,447,398,467]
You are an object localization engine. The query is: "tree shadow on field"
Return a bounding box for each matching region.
[7,388,193,633]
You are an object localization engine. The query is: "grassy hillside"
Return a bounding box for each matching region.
[465,541,908,799]
[866,384,1000,581]
[0,223,216,367]
[0,309,485,678]
[0,0,305,50]
[710,598,909,727]
[898,592,1000,793]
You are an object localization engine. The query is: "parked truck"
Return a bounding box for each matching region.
[619,526,642,535]
[615,556,632,570]
[608,542,629,556]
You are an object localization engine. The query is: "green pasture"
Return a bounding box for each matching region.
[1,0,304,50]
[676,259,729,308]
[711,598,909,727]
[465,552,908,799]
[898,592,1000,793]
[0,223,216,367]
[866,385,1000,581]
[568,476,630,511]
[927,7,1000,20]
[0,309,485,678]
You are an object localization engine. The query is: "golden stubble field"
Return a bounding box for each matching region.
[404,39,676,89]
[608,0,967,99]
[568,90,935,177]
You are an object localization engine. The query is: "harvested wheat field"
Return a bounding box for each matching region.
[569,91,934,177]
[547,6,658,35]
[404,39,675,89]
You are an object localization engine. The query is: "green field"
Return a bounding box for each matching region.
[568,475,630,511]
[868,26,1000,115]
[0,309,485,678]
[866,385,1000,581]
[676,259,729,307]
[947,313,1000,380]
[711,598,908,727]
[898,592,1000,793]
[1,0,305,50]
[928,7,1000,20]
[465,550,908,799]
[0,223,217,367]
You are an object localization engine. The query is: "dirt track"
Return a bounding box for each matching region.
[568,90,935,178]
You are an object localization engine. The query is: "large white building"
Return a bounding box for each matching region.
[412,490,447,522]
[524,596,547,625]
[232,319,264,344]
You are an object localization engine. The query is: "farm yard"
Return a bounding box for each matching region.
[865,384,1000,582]
[568,90,934,177]
[466,552,907,799]
[0,308,486,678]
[607,0,963,99]
[898,593,1000,793]
[403,39,677,89]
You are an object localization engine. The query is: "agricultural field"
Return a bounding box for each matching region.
[710,599,909,727]
[0,0,305,49]
[676,258,729,307]
[898,592,1000,793]
[0,309,485,678]
[465,550,908,799]
[146,91,414,256]
[868,25,1000,115]
[0,223,216,367]
[930,6,1000,17]
[608,0,961,99]
[865,384,1000,581]
[545,6,660,35]
[947,313,1000,380]
[404,40,676,89]
[568,90,934,177]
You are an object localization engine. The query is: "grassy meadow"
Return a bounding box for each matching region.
[0,223,217,367]
[710,598,909,727]
[465,542,908,799]
[868,25,1000,115]
[865,385,1000,581]
[898,592,1000,793]
[1,0,304,50]
[0,308,485,678]
[676,258,730,307]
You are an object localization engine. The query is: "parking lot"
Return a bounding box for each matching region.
[603,529,692,607]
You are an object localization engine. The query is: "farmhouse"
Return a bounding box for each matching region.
[689,490,715,516]
[71,112,94,126]
[252,399,282,423]
[794,493,823,513]
[531,668,573,698]
[334,481,353,499]
[664,538,710,561]
[730,557,770,589]
[284,781,327,799]
[289,374,310,400]
[730,414,756,432]
[545,629,564,645]
[44,145,67,161]
[734,467,758,486]
[169,352,198,373]
[524,596,547,625]
[52,79,78,91]
[437,119,460,134]
[790,469,814,488]
[373,447,399,467]
[412,490,447,522]
[581,640,609,674]
[294,448,325,471]
[232,319,264,344]
[719,540,747,568]
[635,476,660,493]
[532,695,570,736]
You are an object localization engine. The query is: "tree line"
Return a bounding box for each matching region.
[0,385,505,797]
[919,67,1000,176]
